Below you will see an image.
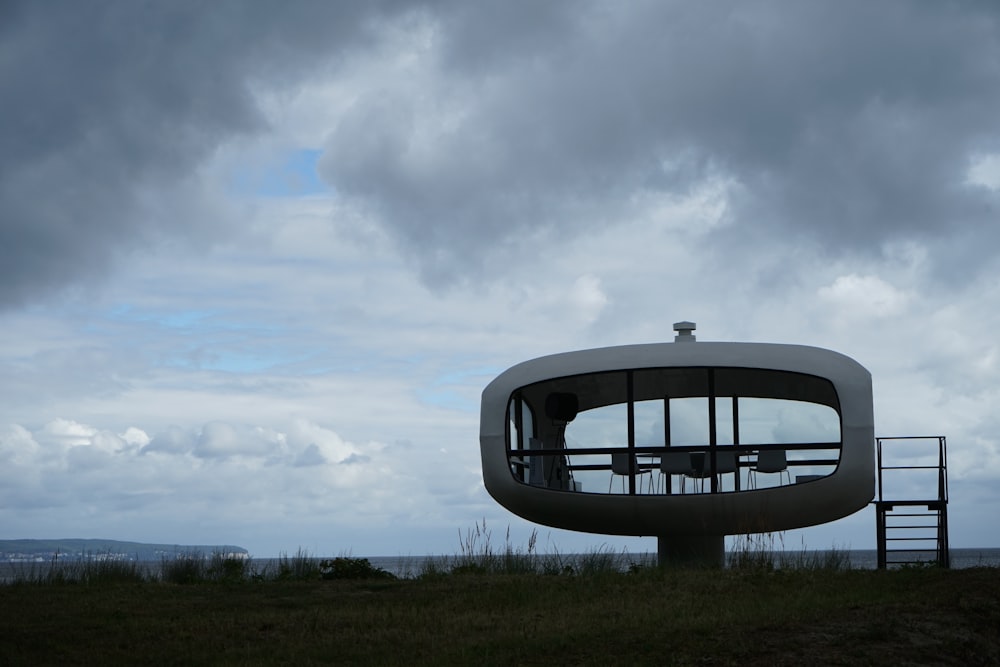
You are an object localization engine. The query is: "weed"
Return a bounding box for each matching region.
[417,556,450,579]
[729,531,781,571]
[576,544,624,575]
[273,548,321,581]
[207,552,249,583]
[83,555,147,585]
[161,552,207,585]
[453,518,543,575]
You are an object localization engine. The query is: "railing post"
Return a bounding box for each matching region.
[876,503,887,569]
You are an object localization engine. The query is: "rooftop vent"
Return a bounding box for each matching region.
[673,321,696,342]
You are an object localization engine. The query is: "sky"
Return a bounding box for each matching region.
[2,1,999,559]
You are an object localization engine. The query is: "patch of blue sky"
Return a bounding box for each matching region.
[159,347,309,374]
[416,388,479,413]
[228,148,332,198]
[107,304,286,336]
[415,366,504,412]
[199,350,303,374]
[433,366,506,386]
[108,304,217,329]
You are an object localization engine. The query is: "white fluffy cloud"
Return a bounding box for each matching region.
[818,274,910,319]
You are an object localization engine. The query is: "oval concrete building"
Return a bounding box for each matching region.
[479,323,876,565]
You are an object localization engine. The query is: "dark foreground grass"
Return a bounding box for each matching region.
[2,567,999,666]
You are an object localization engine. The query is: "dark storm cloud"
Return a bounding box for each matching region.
[321,1,1000,283]
[4,1,999,306]
[0,0,405,309]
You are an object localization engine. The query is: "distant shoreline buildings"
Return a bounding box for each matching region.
[0,539,249,563]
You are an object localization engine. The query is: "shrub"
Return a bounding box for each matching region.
[319,557,394,580]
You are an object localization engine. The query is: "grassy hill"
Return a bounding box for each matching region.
[0,538,247,561]
[1,565,998,665]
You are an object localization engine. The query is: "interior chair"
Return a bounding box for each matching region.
[749,449,791,488]
[609,452,652,493]
[688,450,738,492]
[713,450,738,490]
[659,451,693,494]
[687,452,712,492]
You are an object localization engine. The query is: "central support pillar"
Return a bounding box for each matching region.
[657,535,725,568]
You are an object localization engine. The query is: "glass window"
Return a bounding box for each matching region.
[737,398,840,444]
[633,400,665,448]
[670,397,710,446]
[507,396,534,482]
[507,369,843,494]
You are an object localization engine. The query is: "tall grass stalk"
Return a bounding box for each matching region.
[729,531,783,571]
[445,519,638,576]
[160,552,209,584]
[729,531,853,572]
[272,548,321,581]
[778,539,853,571]
[8,552,148,585]
[575,544,628,576]
[450,519,545,575]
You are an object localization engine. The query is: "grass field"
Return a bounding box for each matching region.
[2,563,998,665]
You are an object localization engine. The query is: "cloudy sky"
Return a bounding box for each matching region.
[2,1,999,559]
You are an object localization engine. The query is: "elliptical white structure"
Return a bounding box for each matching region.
[479,323,876,566]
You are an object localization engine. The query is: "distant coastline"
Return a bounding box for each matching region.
[0,539,248,563]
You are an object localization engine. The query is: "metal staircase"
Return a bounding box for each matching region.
[874,436,950,568]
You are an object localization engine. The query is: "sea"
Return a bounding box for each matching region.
[3,548,998,582]
[363,547,1000,577]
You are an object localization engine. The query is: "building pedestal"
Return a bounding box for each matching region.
[657,535,725,567]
